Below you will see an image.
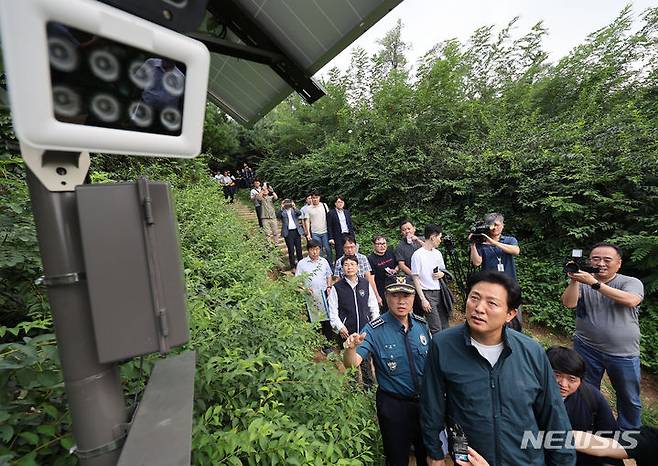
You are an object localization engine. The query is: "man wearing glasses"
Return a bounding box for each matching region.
[469,212,522,331]
[368,235,398,313]
[561,243,644,431]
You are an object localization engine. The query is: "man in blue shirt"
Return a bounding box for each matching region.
[469,212,522,330]
[343,277,431,466]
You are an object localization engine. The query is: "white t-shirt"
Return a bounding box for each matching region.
[306,203,328,234]
[410,247,445,290]
[218,175,234,186]
[295,256,332,292]
[299,204,311,219]
[470,338,504,367]
[285,209,296,227]
[337,209,349,233]
[249,187,262,206]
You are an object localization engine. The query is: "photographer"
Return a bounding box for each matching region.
[257,184,279,244]
[561,243,644,431]
[469,213,522,330]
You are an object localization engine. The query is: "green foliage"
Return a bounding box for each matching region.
[0,118,49,329]
[254,8,658,372]
[0,331,75,466]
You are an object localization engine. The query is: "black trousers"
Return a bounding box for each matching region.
[222,186,235,202]
[376,389,428,466]
[284,229,303,269]
[255,205,263,227]
[334,235,345,261]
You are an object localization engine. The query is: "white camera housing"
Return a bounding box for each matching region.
[0,0,209,158]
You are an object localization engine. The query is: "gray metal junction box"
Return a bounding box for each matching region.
[76,179,189,363]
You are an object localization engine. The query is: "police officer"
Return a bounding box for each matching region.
[343,277,431,466]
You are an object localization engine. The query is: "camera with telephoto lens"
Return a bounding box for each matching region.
[563,249,600,274]
[447,422,469,463]
[469,221,493,243]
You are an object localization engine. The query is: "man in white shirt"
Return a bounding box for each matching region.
[327,196,356,260]
[299,194,313,237]
[411,224,449,334]
[249,179,263,228]
[295,239,334,346]
[217,170,236,203]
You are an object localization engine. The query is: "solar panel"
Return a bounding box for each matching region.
[203,0,404,125]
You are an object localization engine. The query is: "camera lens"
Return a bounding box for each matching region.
[48,37,78,72]
[162,70,185,97]
[160,107,182,131]
[128,60,155,89]
[52,86,81,117]
[90,94,120,122]
[128,102,154,128]
[89,50,120,82]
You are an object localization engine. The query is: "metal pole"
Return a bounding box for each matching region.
[26,166,128,466]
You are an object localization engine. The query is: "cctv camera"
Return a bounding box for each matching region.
[0,0,209,158]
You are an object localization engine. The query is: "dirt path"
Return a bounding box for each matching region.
[231,198,302,273]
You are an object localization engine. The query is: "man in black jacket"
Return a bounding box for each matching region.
[278,199,305,270]
[327,196,355,260]
[327,255,379,387]
[547,346,622,466]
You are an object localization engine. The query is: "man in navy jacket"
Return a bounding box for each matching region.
[278,199,305,270]
[327,196,355,260]
[421,270,574,466]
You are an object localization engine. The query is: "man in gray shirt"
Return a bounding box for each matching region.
[561,242,644,430]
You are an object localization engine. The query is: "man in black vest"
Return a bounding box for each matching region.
[328,255,380,386]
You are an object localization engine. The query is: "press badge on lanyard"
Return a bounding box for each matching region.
[497,258,505,272]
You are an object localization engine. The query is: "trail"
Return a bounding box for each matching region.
[230,195,306,276]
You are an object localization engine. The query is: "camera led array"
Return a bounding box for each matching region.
[47,22,187,135]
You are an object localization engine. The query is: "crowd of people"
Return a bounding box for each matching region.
[213,163,255,203]
[217,175,653,466]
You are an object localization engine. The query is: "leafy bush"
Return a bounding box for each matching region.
[0,331,75,466]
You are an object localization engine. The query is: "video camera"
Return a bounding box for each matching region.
[563,249,600,274]
[447,421,470,463]
[469,221,493,243]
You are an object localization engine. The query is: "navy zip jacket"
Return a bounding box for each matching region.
[421,324,575,466]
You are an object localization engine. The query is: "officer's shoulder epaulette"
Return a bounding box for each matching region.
[410,314,426,323]
[370,317,385,328]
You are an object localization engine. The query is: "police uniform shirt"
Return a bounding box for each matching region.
[356,311,431,397]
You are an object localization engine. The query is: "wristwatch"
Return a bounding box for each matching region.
[591,281,601,290]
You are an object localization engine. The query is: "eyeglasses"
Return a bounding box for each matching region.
[374,242,386,245]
